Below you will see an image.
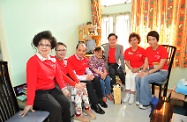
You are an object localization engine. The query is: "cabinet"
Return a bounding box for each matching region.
[78,24,101,46]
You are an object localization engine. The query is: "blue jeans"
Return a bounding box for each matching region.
[135,70,168,105]
[100,75,111,97]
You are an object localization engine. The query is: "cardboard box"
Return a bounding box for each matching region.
[184,96,187,102]
[170,90,185,101]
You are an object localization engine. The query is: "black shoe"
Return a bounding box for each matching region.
[91,104,105,114]
[99,99,108,108]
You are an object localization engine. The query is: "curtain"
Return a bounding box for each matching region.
[91,0,102,27]
[131,0,187,68]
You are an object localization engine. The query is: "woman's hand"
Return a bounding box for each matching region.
[79,82,86,87]
[75,83,85,91]
[131,68,140,73]
[20,105,35,117]
[62,89,70,98]
[86,74,94,81]
[100,73,106,80]
[138,71,149,78]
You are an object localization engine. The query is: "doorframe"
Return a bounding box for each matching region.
[0,6,9,61]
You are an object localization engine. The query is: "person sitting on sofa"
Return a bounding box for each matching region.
[123,32,145,104]
[68,42,107,114]
[20,31,71,122]
[55,42,95,122]
[102,33,126,89]
[88,46,113,102]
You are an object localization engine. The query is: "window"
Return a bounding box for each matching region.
[101,16,113,44]
[101,13,131,51]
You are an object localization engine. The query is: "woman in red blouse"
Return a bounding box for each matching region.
[123,33,145,104]
[136,31,168,110]
[20,31,71,122]
[55,42,95,122]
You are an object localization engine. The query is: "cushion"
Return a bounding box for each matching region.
[5,111,49,122]
[176,80,187,95]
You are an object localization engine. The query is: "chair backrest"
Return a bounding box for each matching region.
[0,61,19,122]
[161,45,176,79]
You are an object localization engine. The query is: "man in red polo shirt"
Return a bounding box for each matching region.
[68,42,107,114]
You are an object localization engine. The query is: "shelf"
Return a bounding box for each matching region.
[78,24,101,46]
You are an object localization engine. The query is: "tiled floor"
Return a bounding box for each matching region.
[74,91,152,122]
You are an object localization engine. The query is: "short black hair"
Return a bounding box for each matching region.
[87,21,92,25]
[147,31,159,42]
[108,33,118,40]
[32,31,56,49]
[55,42,67,50]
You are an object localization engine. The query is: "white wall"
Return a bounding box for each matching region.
[0,0,92,86]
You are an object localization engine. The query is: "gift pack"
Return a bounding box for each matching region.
[113,84,121,104]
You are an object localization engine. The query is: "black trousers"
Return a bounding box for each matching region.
[81,77,102,105]
[33,88,71,122]
[108,63,125,88]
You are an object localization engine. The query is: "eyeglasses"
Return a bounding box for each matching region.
[38,44,51,48]
[56,49,67,52]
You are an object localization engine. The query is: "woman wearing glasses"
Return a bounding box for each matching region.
[55,42,95,122]
[20,31,71,122]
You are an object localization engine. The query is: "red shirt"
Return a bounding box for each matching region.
[68,54,88,75]
[108,47,116,63]
[26,55,66,105]
[145,45,168,70]
[124,46,145,68]
[55,57,79,86]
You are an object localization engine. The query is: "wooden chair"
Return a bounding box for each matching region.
[151,45,176,98]
[0,61,49,122]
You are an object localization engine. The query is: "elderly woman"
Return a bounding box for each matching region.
[136,31,168,109]
[88,46,113,102]
[20,31,71,122]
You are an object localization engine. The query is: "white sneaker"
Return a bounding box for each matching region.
[123,93,130,103]
[136,101,140,106]
[139,104,151,110]
[128,94,135,104]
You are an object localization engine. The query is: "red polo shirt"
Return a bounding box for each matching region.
[124,46,145,68]
[145,45,168,70]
